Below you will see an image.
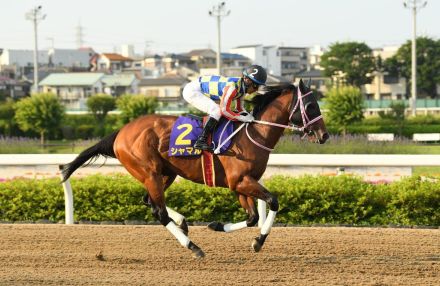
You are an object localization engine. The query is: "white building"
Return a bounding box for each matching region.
[0,49,49,69]
[48,49,91,68]
[230,45,265,66]
[362,46,407,100]
[308,45,326,70]
[121,44,135,58]
[230,44,307,79]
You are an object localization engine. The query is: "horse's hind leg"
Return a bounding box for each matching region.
[208,194,259,233]
[144,173,189,236]
[143,173,204,258]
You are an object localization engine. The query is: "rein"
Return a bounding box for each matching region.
[214,87,323,154]
[245,87,323,152]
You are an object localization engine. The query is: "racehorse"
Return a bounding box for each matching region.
[62,79,328,258]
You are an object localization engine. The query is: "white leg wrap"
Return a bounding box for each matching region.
[261,210,277,235]
[166,221,190,248]
[166,207,185,225]
[223,221,248,233]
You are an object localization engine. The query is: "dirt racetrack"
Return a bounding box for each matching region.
[0,224,438,286]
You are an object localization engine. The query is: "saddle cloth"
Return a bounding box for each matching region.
[168,116,234,157]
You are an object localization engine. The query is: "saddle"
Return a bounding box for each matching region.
[168,115,234,157]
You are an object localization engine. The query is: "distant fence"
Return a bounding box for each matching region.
[1,154,440,226]
[367,133,440,143]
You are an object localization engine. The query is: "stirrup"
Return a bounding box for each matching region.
[194,137,213,151]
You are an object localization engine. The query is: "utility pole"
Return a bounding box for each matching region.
[26,6,46,94]
[209,2,230,74]
[403,0,427,116]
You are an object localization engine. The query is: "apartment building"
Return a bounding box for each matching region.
[230,44,307,79]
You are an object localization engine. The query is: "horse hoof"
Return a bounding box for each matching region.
[192,249,205,259]
[252,237,262,252]
[207,221,224,232]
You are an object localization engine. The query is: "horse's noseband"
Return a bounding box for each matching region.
[288,87,322,132]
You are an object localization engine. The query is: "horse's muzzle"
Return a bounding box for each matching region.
[318,132,329,144]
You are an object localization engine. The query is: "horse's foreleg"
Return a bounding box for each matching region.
[208,194,258,232]
[236,176,279,252]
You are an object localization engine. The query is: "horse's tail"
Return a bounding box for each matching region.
[61,131,119,182]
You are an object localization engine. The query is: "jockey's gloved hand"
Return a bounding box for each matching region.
[239,113,254,123]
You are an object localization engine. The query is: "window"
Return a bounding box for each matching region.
[366,93,374,100]
[384,75,399,84]
[381,94,392,100]
[145,89,159,97]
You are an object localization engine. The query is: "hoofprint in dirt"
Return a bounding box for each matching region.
[0,225,438,286]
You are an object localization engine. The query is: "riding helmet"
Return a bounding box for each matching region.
[242,65,267,86]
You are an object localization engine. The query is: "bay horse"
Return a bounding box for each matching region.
[62,79,328,258]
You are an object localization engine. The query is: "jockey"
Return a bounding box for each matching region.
[182,64,267,151]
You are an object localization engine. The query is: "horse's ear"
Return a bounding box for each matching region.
[298,78,305,92]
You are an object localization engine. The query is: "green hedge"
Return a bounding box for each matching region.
[0,174,439,226]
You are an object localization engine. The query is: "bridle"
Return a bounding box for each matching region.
[288,86,323,131]
[246,86,323,152]
[214,86,323,154]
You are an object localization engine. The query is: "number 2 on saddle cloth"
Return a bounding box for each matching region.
[168,116,234,157]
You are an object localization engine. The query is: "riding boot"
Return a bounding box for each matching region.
[194,117,218,151]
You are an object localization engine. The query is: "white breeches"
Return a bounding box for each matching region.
[183,80,222,120]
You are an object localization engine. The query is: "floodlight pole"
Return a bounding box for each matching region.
[404,0,427,116]
[26,6,46,94]
[209,2,230,74]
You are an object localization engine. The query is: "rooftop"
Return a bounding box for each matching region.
[102,74,137,86]
[139,75,189,87]
[232,44,262,49]
[295,69,325,78]
[39,73,105,86]
[221,53,249,60]
[101,53,133,61]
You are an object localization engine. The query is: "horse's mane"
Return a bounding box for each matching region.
[249,84,295,115]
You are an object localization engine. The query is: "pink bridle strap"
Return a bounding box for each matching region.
[245,86,322,152]
[245,123,274,152]
[289,87,323,129]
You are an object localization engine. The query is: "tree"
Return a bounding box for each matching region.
[0,100,16,136]
[323,86,364,136]
[321,42,375,87]
[116,94,158,124]
[14,93,65,145]
[378,101,407,136]
[86,94,116,135]
[383,37,440,98]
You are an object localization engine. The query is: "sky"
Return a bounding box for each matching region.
[1,0,440,55]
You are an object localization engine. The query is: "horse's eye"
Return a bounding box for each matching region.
[305,102,317,113]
